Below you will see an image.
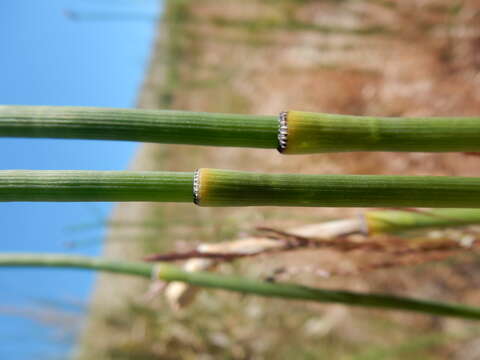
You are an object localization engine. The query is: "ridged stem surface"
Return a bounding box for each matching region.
[5,169,480,208]
[5,106,480,153]
[197,169,480,208]
[283,111,480,154]
[0,106,278,148]
[0,170,193,202]
[1,253,480,320]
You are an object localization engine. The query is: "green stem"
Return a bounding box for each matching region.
[0,106,277,149]
[4,169,480,208]
[1,253,480,320]
[196,169,480,208]
[0,253,153,277]
[4,106,480,153]
[280,111,480,154]
[366,208,480,234]
[0,170,193,202]
[156,264,480,320]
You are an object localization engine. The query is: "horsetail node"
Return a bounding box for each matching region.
[2,105,480,153]
[3,169,480,208]
[277,111,288,152]
[193,169,201,205]
[2,253,480,320]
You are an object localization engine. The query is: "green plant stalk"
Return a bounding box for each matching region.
[366,208,480,234]
[196,169,480,208]
[0,106,277,149]
[0,170,193,202]
[0,253,153,277]
[1,253,480,320]
[4,106,480,153]
[280,110,480,154]
[155,264,480,320]
[4,169,480,208]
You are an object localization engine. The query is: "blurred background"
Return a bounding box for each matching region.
[2,0,480,359]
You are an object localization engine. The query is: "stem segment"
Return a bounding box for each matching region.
[280,110,480,154]
[0,170,193,202]
[1,253,480,320]
[195,169,480,208]
[0,105,277,149]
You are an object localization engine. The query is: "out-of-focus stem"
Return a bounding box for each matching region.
[155,262,480,320]
[365,209,480,234]
[0,253,153,277]
[166,208,480,308]
[1,253,479,320]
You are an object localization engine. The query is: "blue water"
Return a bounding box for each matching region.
[0,0,161,358]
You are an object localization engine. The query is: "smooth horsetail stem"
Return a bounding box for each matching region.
[3,169,480,208]
[365,208,480,234]
[2,253,480,320]
[278,110,480,154]
[3,105,480,153]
